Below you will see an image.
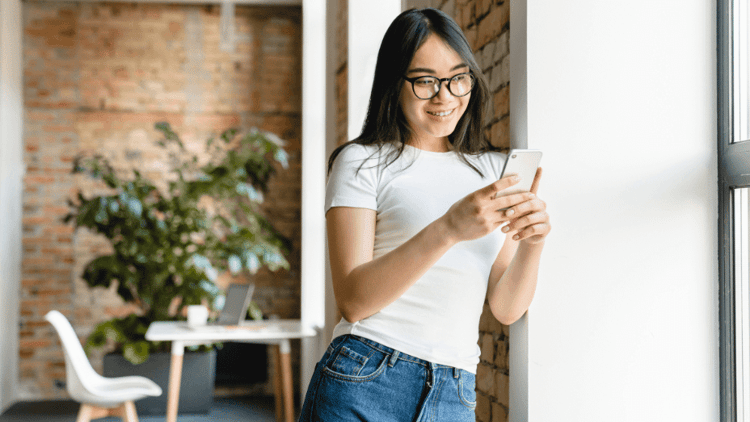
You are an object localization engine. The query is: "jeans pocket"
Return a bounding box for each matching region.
[322,338,388,382]
[330,346,369,376]
[458,371,477,409]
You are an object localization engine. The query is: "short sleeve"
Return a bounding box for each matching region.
[475,150,507,181]
[492,151,507,180]
[325,144,379,213]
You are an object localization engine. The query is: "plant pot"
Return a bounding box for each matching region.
[103,349,216,415]
[215,342,268,386]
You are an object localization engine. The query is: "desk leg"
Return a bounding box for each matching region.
[273,344,283,422]
[273,341,294,422]
[166,341,185,422]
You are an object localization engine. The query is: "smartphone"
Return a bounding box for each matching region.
[494,149,543,200]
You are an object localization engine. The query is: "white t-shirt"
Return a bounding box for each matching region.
[325,142,507,373]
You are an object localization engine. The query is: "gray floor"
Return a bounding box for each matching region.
[0,396,277,422]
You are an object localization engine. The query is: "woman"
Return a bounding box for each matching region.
[299,8,550,421]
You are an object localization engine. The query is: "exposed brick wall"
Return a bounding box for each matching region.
[406,1,512,421]
[21,1,302,399]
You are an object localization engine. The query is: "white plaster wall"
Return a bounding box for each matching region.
[323,0,340,356]
[0,0,23,412]
[519,0,719,420]
[300,0,328,399]
[347,0,402,140]
[508,1,528,420]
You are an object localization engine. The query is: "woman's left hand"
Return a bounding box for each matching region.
[499,167,551,245]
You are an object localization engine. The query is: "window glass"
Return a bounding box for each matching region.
[735,0,750,142]
[736,187,750,421]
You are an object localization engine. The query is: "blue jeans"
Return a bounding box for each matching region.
[299,335,477,422]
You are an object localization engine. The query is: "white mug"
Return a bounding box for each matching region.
[187,305,209,326]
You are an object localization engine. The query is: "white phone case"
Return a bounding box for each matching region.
[494,149,543,199]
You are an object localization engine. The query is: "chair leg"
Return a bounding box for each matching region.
[75,404,94,422]
[122,401,139,422]
[77,402,140,422]
[76,404,111,422]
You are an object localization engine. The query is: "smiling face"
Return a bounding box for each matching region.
[399,34,472,152]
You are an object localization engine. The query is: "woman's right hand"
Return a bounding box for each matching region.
[440,175,536,243]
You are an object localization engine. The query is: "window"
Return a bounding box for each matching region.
[719,0,750,420]
[735,0,750,142]
[735,188,750,421]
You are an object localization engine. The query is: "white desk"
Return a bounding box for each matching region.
[145,320,316,422]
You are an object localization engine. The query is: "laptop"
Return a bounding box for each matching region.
[188,283,255,329]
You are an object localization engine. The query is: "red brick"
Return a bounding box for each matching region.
[462,3,475,28]
[20,339,52,349]
[476,393,491,422]
[25,176,55,184]
[22,257,55,267]
[476,3,509,48]
[491,117,510,149]
[42,206,69,216]
[44,226,74,235]
[494,84,509,120]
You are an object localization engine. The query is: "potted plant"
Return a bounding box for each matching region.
[64,122,290,413]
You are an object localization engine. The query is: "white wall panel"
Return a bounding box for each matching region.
[516,1,719,420]
[0,0,23,412]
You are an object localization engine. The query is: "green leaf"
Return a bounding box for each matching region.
[247,301,263,321]
[81,255,123,290]
[100,320,127,344]
[244,251,260,274]
[228,255,242,275]
[274,149,289,169]
[108,199,120,213]
[84,323,109,354]
[123,341,150,365]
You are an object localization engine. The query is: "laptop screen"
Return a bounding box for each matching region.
[216,283,254,325]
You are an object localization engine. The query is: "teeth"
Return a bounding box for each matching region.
[428,110,453,117]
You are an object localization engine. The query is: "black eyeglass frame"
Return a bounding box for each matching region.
[402,72,476,100]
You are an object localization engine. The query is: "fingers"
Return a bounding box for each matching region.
[480,175,520,198]
[512,220,551,242]
[500,196,550,241]
[501,210,548,235]
[493,192,535,214]
[501,196,545,219]
[529,167,543,194]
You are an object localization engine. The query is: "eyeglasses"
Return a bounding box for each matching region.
[402,72,475,100]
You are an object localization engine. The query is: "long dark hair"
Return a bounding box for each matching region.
[328,7,493,176]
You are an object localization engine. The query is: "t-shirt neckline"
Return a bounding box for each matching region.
[402,143,456,158]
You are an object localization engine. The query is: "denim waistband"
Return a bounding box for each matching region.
[329,334,464,377]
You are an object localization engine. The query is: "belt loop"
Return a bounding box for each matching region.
[388,350,400,367]
[453,367,460,379]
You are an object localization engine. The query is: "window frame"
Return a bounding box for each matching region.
[719,0,750,421]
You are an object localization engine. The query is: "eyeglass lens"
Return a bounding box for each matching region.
[413,74,473,99]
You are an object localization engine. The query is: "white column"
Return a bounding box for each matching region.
[522,1,718,420]
[300,0,328,401]
[347,0,402,140]
[508,1,528,421]
[0,0,23,413]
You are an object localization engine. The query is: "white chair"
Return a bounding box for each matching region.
[45,310,162,422]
